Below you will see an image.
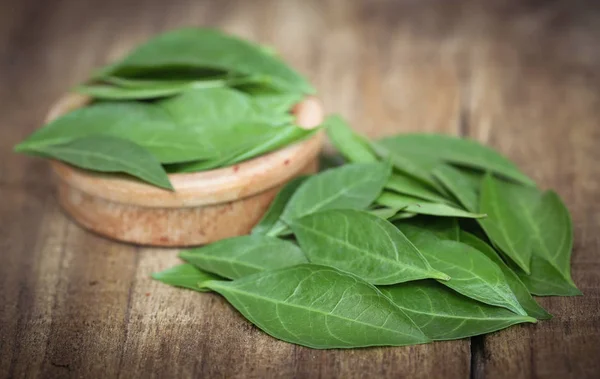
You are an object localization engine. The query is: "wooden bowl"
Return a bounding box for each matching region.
[46,93,324,247]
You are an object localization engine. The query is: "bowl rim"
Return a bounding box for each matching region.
[47,92,324,208]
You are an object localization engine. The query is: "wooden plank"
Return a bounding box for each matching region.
[465,3,600,378]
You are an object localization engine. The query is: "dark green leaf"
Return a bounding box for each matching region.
[96,28,314,94]
[376,192,486,219]
[459,231,552,319]
[151,263,222,291]
[325,115,378,163]
[377,134,535,186]
[515,191,581,296]
[397,224,527,315]
[380,280,536,340]
[203,264,430,349]
[395,216,460,241]
[290,210,449,285]
[179,235,307,280]
[27,135,173,190]
[251,176,309,235]
[478,173,540,273]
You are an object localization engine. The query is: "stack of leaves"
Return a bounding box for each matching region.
[153,115,580,349]
[14,28,318,190]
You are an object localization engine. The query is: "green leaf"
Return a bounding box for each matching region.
[79,74,269,100]
[459,231,552,320]
[290,210,449,285]
[204,264,430,349]
[515,191,581,296]
[478,173,540,273]
[26,135,173,190]
[151,263,222,291]
[252,176,308,235]
[14,101,217,164]
[166,124,315,173]
[388,212,418,221]
[395,216,460,241]
[96,28,314,94]
[377,134,535,186]
[369,140,442,189]
[75,83,196,100]
[179,235,307,280]
[397,224,527,316]
[433,164,482,211]
[386,172,454,205]
[376,192,486,219]
[272,162,391,232]
[247,89,304,115]
[380,280,536,340]
[368,207,403,220]
[157,87,281,126]
[324,115,378,163]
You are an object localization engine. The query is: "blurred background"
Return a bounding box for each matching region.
[2,0,599,135]
[2,0,599,187]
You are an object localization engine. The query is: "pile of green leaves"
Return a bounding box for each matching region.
[14,28,317,190]
[153,115,580,349]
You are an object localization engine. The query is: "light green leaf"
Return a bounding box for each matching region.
[376,192,486,219]
[27,135,173,190]
[368,207,403,220]
[377,134,535,186]
[96,28,314,94]
[369,140,441,189]
[433,164,482,211]
[380,280,536,340]
[386,172,454,205]
[252,176,309,235]
[459,231,552,319]
[290,210,449,285]
[204,264,430,349]
[397,224,527,316]
[14,101,217,164]
[325,115,378,163]
[515,191,581,296]
[179,235,307,280]
[151,263,223,291]
[274,162,391,228]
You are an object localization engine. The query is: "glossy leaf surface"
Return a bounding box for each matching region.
[380,280,536,340]
[397,224,526,315]
[179,235,307,280]
[290,210,449,285]
[515,191,581,296]
[204,264,430,349]
[459,231,551,319]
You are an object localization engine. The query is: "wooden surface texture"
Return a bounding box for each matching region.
[1,0,599,378]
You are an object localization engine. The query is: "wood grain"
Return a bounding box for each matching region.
[1,0,599,378]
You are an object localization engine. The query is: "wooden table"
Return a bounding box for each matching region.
[1,0,599,378]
